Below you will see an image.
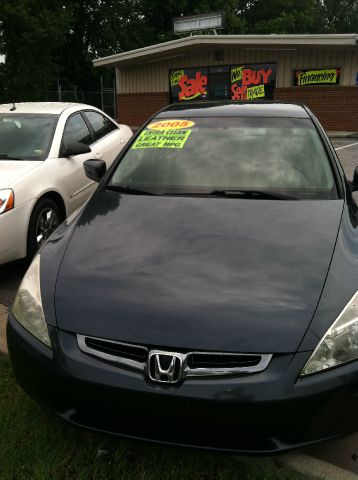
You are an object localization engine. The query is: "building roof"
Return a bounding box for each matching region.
[93,34,358,68]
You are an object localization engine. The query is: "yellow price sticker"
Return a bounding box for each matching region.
[147,120,195,130]
[132,129,192,149]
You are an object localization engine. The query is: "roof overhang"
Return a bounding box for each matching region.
[93,34,358,68]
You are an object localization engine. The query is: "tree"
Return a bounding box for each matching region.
[58,0,133,89]
[243,0,318,33]
[316,0,358,32]
[125,0,248,47]
[0,0,70,100]
[0,0,356,103]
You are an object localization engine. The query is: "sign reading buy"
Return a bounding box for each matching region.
[231,63,277,101]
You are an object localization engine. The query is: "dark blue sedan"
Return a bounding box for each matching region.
[7,101,358,453]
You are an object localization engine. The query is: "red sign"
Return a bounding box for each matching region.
[169,64,276,102]
[231,64,276,101]
[178,72,208,101]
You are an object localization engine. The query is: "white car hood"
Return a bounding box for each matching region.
[0,160,42,188]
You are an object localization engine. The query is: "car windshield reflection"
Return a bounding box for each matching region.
[0,114,59,161]
[109,117,338,200]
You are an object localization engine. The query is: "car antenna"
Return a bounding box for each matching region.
[10,102,16,111]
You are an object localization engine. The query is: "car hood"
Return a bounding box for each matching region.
[55,191,344,353]
[0,160,42,187]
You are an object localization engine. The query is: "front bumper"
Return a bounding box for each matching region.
[0,200,34,264]
[7,313,358,454]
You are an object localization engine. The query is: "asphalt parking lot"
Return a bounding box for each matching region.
[333,138,358,179]
[0,137,358,476]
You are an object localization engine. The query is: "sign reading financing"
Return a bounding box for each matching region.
[231,64,276,100]
[294,68,341,86]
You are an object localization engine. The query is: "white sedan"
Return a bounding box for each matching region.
[0,102,132,265]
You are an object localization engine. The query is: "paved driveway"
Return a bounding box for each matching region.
[334,140,358,179]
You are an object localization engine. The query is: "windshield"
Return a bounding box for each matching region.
[0,113,59,161]
[108,117,338,199]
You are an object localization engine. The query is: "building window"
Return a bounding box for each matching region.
[169,63,277,102]
[209,66,230,100]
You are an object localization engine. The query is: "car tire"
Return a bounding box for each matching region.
[27,198,63,259]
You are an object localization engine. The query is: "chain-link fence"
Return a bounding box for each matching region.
[0,84,117,119]
[43,88,116,119]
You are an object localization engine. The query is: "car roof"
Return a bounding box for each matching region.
[157,101,310,119]
[0,102,91,114]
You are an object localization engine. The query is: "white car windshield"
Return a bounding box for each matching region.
[0,114,59,161]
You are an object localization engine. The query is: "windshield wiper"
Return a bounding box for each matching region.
[105,186,298,199]
[105,185,159,196]
[209,189,299,200]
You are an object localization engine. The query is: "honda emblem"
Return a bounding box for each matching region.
[148,351,184,384]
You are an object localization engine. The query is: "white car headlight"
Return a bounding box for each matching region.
[300,291,358,376]
[12,255,51,348]
[0,189,14,214]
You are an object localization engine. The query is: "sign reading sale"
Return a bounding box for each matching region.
[231,63,276,101]
[170,68,208,102]
[178,72,208,101]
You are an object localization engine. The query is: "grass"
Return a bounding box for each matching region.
[0,353,308,480]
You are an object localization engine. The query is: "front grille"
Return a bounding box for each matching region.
[77,335,148,372]
[187,353,263,369]
[84,337,147,363]
[77,334,272,379]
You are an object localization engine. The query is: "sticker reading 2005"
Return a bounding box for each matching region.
[147,120,195,130]
[132,119,195,149]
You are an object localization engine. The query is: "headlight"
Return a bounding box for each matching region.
[0,189,14,214]
[12,255,51,348]
[300,291,358,376]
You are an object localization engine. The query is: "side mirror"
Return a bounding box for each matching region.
[352,166,358,192]
[61,141,91,157]
[83,159,106,182]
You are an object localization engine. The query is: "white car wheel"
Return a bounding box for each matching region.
[27,198,62,257]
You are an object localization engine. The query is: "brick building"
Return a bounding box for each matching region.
[93,34,358,131]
